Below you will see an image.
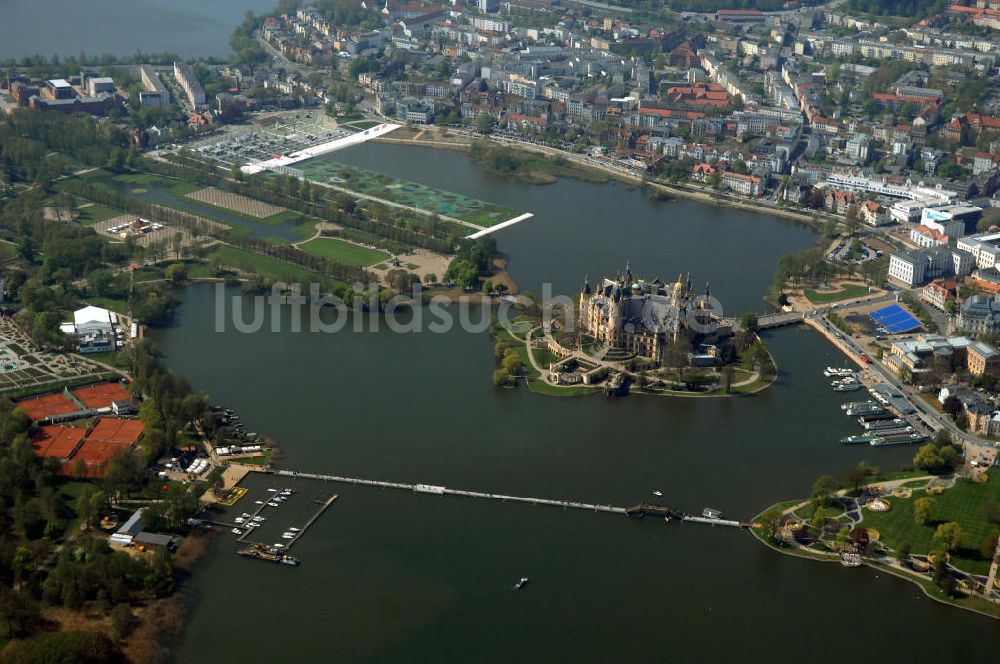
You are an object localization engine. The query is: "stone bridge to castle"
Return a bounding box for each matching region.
[725,311,804,333]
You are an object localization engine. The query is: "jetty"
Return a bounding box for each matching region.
[286,494,337,549]
[258,469,747,527]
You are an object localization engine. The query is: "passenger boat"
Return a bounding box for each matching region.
[871,433,928,447]
[840,434,879,444]
[833,381,862,392]
[824,367,854,377]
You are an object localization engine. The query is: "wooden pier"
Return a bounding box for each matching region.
[286,494,337,549]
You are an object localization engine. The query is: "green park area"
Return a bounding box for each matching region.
[297,159,522,228]
[208,246,318,282]
[862,474,1000,576]
[804,283,871,305]
[298,238,389,267]
[76,203,123,225]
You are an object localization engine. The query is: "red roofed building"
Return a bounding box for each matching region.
[911,224,951,248]
[665,82,729,109]
[859,200,889,227]
[721,172,763,196]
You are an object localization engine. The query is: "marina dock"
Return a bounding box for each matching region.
[286,494,337,549]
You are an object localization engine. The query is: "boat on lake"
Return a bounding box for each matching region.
[825,367,854,377]
[513,577,529,590]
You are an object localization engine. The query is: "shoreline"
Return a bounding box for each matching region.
[748,501,1000,622]
[374,132,833,229]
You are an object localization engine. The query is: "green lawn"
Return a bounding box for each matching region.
[804,284,871,304]
[298,238,389,267]
[209,246,318,282]
[526,379,599,397]
[84,297,128,313]
[76,203,124,225]
[861,473,1000,575]
[0,242,18,260]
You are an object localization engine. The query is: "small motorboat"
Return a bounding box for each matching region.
[231,528,242,535]
[513,577,529,591]
[268,502,279,507]
[652,491,663,497]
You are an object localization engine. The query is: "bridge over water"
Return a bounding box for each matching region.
[726,311,804,332]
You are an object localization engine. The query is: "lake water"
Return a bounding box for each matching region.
[1,0,278,60]
[147,144,998,662]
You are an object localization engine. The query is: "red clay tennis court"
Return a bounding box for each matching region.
[86,418,144,445]
[32,425,86,459]
[14,393,79,421]
[72,383,131,409]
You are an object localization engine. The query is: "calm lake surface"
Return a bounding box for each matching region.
[148,145,998,662]
[1,0,277,60]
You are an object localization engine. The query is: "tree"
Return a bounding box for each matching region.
[739,312,758,335]
[757,505,784,539]
[980,533,998,560]
[933,522,964,553]
[942,395,962,420]
[164,263,187,284]
[810,475,839,509]
[110,603,135,641]
[914,497,935,526]
[476,113,493,135]
[895,540,912,564]
[844,461,878,493]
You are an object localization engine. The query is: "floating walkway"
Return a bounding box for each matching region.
[262,469,747,527]
[465,213,534,240]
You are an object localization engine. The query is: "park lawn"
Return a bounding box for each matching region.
[526,379,599,397]
[84,297,128,314]
[298,238,389,267]
[0,242,18,260]
[85,350,132,370]
[861,473,1000,575]
[76,203,123,225]
[803,284,871,305]
[208,246,318,282]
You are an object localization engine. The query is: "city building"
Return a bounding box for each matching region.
[921,278,957,311]
[967,340,1000,376]
[953,293,1000,337]
[887,246,973,287]
[957,232,1000,269]
[721,172,763,196]
[173,62,206,107]
[139,65,170,108]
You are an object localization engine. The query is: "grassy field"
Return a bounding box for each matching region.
[208,246,318,282]
[83,297,128,313]
[0,242,18,261]
[804,284,871,304]
[298,238,389,267]
[861,473,1000,575]
[76,203,124,225]
[526,379,600,397]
